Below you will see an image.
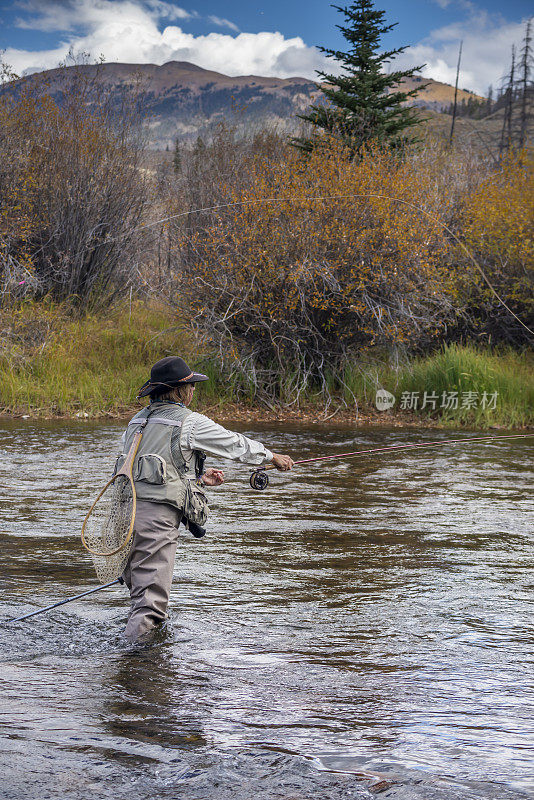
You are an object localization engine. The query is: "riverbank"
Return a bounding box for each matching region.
[1,301,532,428]
[0,400,524,431]
[0,401,446,428]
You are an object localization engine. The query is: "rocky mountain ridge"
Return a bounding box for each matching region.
[6,60,484,148]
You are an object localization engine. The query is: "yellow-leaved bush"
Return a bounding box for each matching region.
[458,148,533,343]
[178,138,461,397]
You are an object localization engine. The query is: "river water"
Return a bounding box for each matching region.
[0,420,532,800]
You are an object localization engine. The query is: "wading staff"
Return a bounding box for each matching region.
[248,433,534,489]
[5,578,124,624]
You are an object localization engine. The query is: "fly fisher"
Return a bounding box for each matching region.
[109,356,293,642]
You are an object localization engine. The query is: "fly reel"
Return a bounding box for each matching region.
[249,470,269,491]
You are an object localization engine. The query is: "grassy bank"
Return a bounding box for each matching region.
[343,344,534,428]
[0,302,532,427]
[0,301,194,416]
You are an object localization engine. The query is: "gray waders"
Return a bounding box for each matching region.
[122,500,182,641]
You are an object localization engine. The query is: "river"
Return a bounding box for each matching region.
[0,420,532,800]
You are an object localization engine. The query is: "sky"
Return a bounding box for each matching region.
[0,0,531,96]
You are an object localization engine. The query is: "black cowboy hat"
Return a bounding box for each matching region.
[137,356,208,398]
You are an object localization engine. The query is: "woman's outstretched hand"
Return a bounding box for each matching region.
[271,453,294,471]
[201,468,225,486]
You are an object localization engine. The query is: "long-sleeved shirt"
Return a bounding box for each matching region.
[121,403,273,472]
[178,412,273,468]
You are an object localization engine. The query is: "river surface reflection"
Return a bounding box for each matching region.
[0,420,532,800]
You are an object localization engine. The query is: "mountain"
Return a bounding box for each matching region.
[5,60,484,149]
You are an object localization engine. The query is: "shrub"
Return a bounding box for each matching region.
[0,61,151,309]
[458,148,534,345]
[177,137,462,401]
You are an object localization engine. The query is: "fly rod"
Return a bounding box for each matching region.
[6,578,123,623]
[248,433,534,489]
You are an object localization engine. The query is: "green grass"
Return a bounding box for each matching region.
[342,344,534,428]
[190,353,256,407]
[1,303,532,427]
[0,301,198,416]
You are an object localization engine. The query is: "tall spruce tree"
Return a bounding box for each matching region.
[292,0,428,154]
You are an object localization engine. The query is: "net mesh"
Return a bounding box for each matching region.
[81,475,135,582]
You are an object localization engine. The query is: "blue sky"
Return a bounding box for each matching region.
[0,0,531,94]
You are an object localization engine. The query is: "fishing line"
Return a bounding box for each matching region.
[82,192,532,337]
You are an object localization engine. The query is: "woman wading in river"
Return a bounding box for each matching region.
[119,356,293,642]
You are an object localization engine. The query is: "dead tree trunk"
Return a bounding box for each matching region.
[519,18,532,148]
[499,46,516,155]
[449,40,463,145]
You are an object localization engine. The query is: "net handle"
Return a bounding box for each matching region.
[115,424,146,477]
[80,423,146,556]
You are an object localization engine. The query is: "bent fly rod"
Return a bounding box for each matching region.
[248,433,534,489]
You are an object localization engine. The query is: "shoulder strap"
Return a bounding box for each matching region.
[127,416,184,428]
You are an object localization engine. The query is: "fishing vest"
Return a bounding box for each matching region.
[118,402,203,512]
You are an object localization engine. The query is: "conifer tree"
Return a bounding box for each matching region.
[292,0,428,154]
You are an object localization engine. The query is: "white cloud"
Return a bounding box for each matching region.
[4,0,329,79]
[5,0,526,94]
[207,15,239,33]
[430,0,476,10]
[14,0,81,32]
[144,0,193,21]
[393,7,529,95]
[13,0,191,32]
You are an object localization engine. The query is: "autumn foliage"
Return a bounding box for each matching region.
[0,64,532,403]
[459,149,534,343]
[175,137,471,396]
[0,66,150,308]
